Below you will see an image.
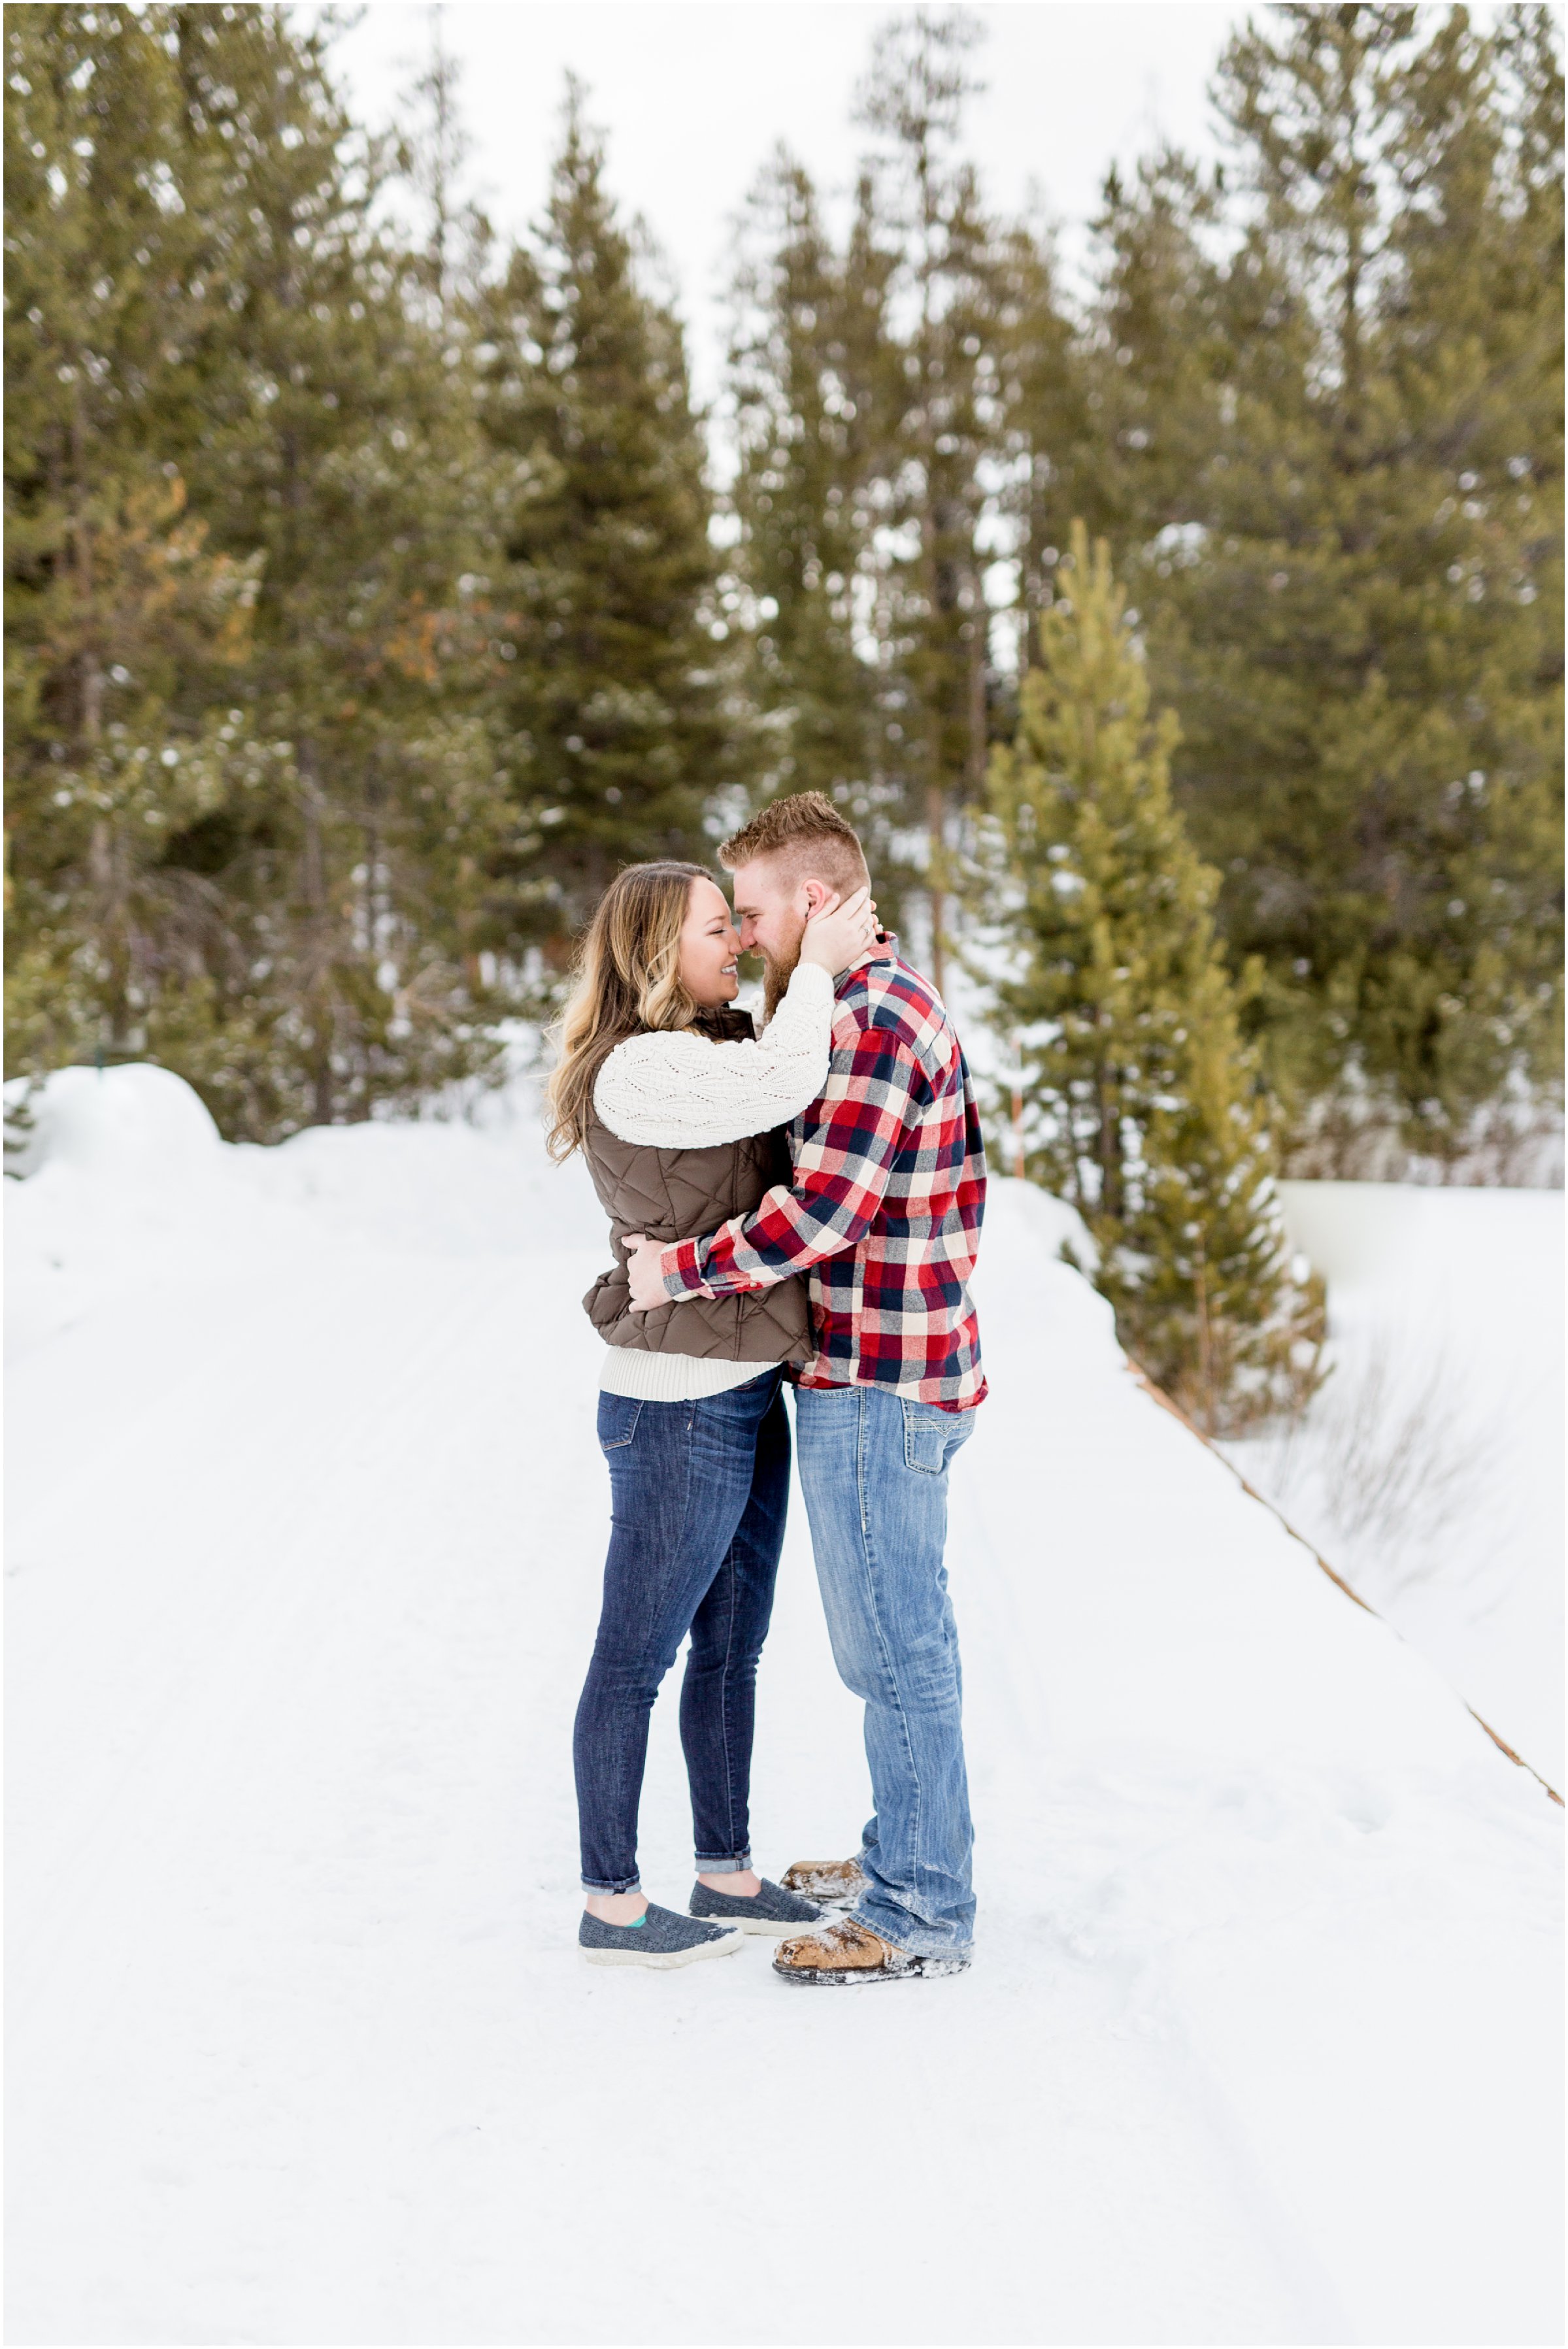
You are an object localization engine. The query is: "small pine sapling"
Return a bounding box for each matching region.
[979,523,1324,1435]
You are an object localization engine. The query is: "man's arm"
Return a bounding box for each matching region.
[654,1019,926,1301]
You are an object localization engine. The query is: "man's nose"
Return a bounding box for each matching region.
[738,917,759,951]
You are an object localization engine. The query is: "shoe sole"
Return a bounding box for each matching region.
[773,1958,971,1987]
[582,1929,746,1971]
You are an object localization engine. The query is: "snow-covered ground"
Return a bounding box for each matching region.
[7,1067,1563,2346]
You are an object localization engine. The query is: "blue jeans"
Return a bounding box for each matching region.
[574,1369,790,1893]
[794,1382,978,1956]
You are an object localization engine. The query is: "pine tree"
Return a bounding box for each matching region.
[5,4,273,1083]
[726,154,898,865]
[980,525,1323,1433]
[1012,149,1223,594]
[726,12,1014,984]
[168,5,514,1133]
[476,86,727,956]
[395,5,490,338]
[991,210,1092,699]
[1080,5,1563,1172]
[5,5,516,1137]
[851,8,1007,991]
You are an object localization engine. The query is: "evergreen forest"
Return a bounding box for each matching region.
[8,1,1563,1195]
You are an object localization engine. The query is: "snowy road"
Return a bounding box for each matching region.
[7,1074,1562,2345]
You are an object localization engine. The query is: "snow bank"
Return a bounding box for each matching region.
[1237,1180,1565,1784]
[10,1058,223,1175]
[6,1071,1561,2346]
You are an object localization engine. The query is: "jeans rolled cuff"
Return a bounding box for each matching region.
[581,1874,642,1895]
[694,1851,752,1874]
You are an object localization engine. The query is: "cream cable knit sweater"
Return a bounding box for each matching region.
[592,960,834,1404]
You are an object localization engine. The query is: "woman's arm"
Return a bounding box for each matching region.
[592,962,836,1148]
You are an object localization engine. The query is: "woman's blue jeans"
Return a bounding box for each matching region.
[794,1382,977,1956]
[574,1368,790,1894]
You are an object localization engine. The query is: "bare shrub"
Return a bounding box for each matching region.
[1234,1335,1511,1601]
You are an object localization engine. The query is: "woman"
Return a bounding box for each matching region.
[546,860,878,1969]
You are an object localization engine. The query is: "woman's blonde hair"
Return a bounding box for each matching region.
[544,860,712,1159]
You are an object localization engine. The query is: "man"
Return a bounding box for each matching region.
[624,792,987,1986]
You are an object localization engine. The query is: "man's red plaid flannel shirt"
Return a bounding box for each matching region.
[660,950,988,1410]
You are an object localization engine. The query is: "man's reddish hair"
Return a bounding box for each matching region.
[717,791,869,894]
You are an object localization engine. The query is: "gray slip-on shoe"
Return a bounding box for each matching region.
[579,1902,745,1970]
[689,1876,824,1935]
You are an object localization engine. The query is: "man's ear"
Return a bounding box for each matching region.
[800,877,831,918]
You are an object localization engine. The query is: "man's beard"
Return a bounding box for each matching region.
[761,927,804,1022]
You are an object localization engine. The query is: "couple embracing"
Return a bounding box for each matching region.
[546,793,987,1988]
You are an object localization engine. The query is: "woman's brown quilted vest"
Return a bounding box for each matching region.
[580,1006,812,1365]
